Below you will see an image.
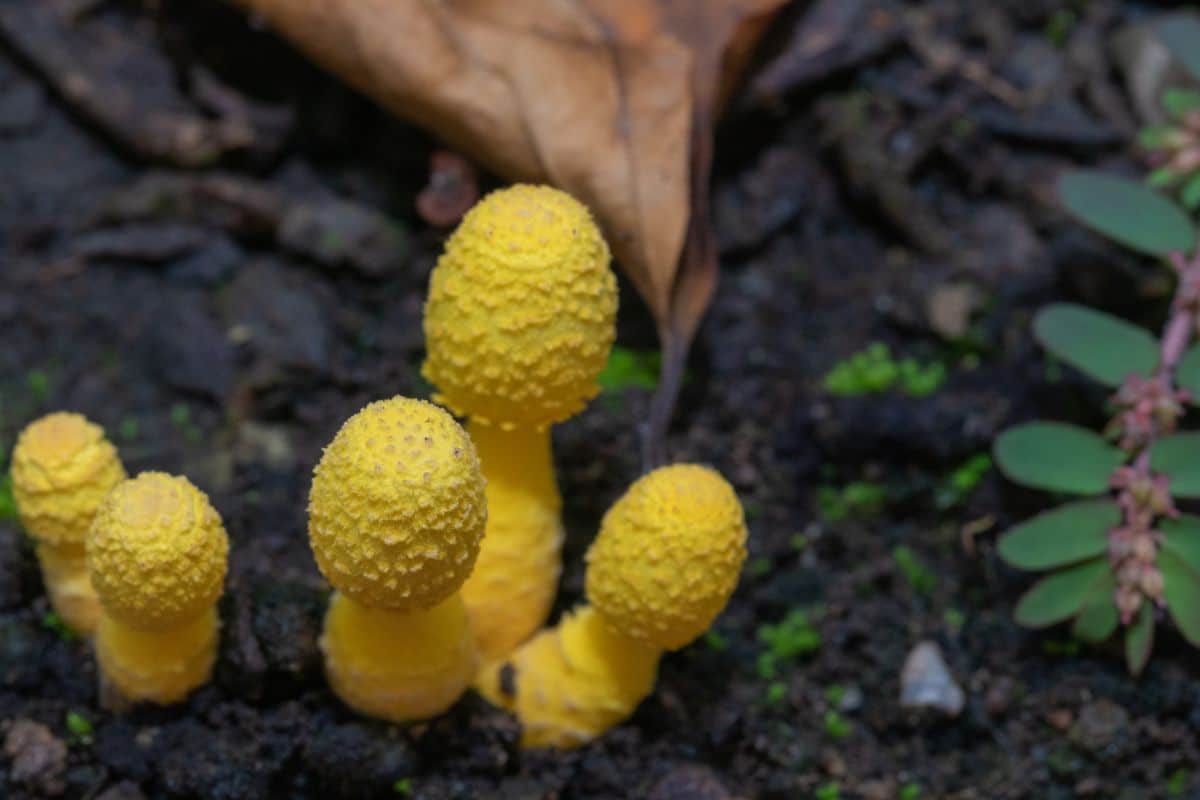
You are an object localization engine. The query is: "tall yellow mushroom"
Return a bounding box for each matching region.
[11,412,126,634]
[308,396,487,721]
[422,184,618,663]
[88,472,229,704]
[478,464,748,748]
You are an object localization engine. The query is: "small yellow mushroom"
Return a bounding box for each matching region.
[308,396,487,722]
[422,184,618,663]
[11,412,127,634]
[88,472,229,704]
[478,464,747,748]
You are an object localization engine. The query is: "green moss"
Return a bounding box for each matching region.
[892,546,937,597]
[704,629,729,652]
[756,609,822,678]
[815,782,841,800]
[392,778,413,796]
[899,782,922,800]
[598,347,661,393]
[66,711,93,744]
[0,474,16,522]
[40,611,78,642]
[935,453,992,509]
[818,481,887,522]
[765,681,787,705]
[824,343,945,397]
[823,710,850,740]
[1167,768,1189,797]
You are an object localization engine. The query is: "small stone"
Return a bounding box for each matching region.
[899,641,965,717]
[648,764,732,800]
[1045,709,1074,732]
[4,719,68,797]
[1069,699,1129,752]
[985,676,1016,716]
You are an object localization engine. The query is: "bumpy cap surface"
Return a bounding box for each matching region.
[308,397,487,610]
[422,184,618,429]
[585,465,748,650]
[11,412,126,546]
[89,472,229,631]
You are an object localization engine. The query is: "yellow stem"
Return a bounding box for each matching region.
[476,605,660,749]
[460,420,563,662]
[94,607,219,705]
[37,541,100,635]
[320,592,476,722]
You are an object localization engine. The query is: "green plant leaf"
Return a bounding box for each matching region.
[1183,173,1200,211]
[1178,344,1200,400]
[1148,166,1181,189]
[1162,514,1200,574]
[1032,304,1159,386]
[1150,433,1200,498]
[1125,602,1154,676]
[994,422,1125,494]
[1160,546,1200,646]
[1058,170,1195,256]
[1014,558,1110,628]
[1158,16,1200,83]
[998,500,1118,570]
[1139,122,1180,150]
[1164,88,1200,118]
[1072,569,1119,643]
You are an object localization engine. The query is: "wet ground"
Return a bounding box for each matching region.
[2,1,1198,798]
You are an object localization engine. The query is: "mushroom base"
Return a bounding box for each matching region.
[37,540,101,635]
[321,591,477,722]
[476,605,660,749]
[94,608,219,705]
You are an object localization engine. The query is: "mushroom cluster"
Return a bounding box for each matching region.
[89,472,229,704]
[11,412,127,633]
[422,183,618,664]
[307,396,488,721]
[478,464,748,748]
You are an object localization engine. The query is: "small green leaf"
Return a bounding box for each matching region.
[1164,88,1200,118]
[1014,558,1110,628]
[1032,304,1159,386]
[1182,173,1200,211]
[998,500,1118,570]
[994,423,1125,495]
[1058,170,1196,256]
[1177,344,1200,400]
[1151,433,1200,498]
[1125,602,1154,676]
[1072,569,1119,643]
[1160,547,1200,646]
[1162,514,1200,574]
[1139,122,1181,150]
[1148,166,1181,189]
[1158,16,1200,83]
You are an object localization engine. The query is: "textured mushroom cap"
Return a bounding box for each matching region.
[422,184,617,429]
[321,592,477,722]
[89,472,229,631]
[585,465,748,650]
[11,412,126,546]
[308,397,487,610]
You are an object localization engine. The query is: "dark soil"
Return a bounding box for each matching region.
[1,1,1197,798]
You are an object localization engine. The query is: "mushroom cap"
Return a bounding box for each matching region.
[88,472,229,631]
[585,465,748,650]
[422,184,617,429]
[308,397,487,611]
[11,412,126,546]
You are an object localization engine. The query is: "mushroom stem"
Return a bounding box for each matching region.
[35,541,100,633]
[476,606,660,749]
[94,608,219,705]
[321,592,477,722]
[460,420,563,663]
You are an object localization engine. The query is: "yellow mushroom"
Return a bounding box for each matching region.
[478,464,747,748]
[307,396,487,722]
[11,412,126,634]
[88,472,229,704]
[422,184,618,663]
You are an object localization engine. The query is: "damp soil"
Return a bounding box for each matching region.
[1,1,1198,798]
